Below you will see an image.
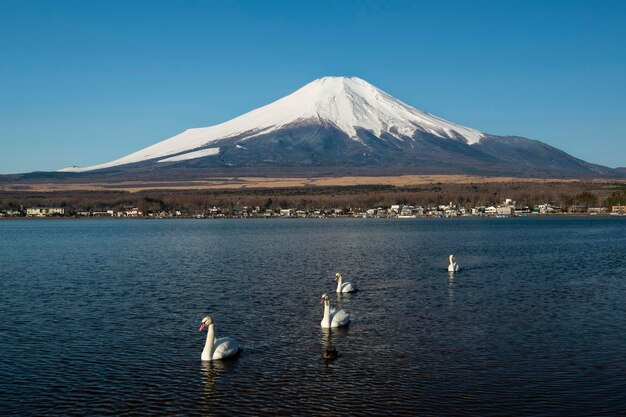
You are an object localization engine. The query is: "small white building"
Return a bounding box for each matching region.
[399,206,416,217]
[389,204,403,214]
[26,207,65,217]
[125,207,143,217]
[538,203,558,214]
[92,210,113,217]
[429,209,444,217]
[444,208,458,217]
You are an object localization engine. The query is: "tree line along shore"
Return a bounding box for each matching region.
[1,181,625,218]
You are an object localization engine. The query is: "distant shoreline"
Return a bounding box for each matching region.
[2,175,624,219]
[1,213,623,221]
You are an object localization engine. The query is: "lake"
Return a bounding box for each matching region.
[1,217,625,416]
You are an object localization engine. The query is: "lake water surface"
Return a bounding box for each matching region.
[1,218,626,416]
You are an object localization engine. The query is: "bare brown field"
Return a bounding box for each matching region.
[2,175,622,193]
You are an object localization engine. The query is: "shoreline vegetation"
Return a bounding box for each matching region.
[1,175,625,219]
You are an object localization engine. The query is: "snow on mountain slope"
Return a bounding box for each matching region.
[157,147,220,163]
[60,76,485,172]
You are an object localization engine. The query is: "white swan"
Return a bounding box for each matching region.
[448,255,459,272]
[320,293,351,328]
[199,316,241,361]
[335,273,357,293]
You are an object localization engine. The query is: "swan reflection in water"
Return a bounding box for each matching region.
[336,292,344,308]
[448,271,455,305]
[200,357,239,413]
[321,326,350,362]
[336,286,360,308]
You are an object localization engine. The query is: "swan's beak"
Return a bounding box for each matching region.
[199,322,206,332]
[320,299,324,304]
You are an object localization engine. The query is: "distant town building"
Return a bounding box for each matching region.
[92,210,114,217]
[1,210,23,217]
[279,209,294,217]
[538,203,558,214]
[485,206,497,215]
[496,206,514,215]
[26,207,65,217]
[568,205,587,214]
[124,207,142,217]
[514,206,531,215]
[588,207,606,215]
[472,206,485,216]
[612,206,626,215]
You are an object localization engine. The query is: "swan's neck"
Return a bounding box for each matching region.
[336,276,343,292]
[202,324,215,360]
[323,301,331,327]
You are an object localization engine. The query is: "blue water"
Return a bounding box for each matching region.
[1,218,625,416]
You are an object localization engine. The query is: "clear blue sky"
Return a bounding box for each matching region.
[1,0,625,174]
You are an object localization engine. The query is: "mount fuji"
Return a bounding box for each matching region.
[57,76,617,178]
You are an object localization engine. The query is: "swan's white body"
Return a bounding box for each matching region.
[335,273,357,293]
[200,318,241,361]
[320,294,351,328]
[448,255,459,272]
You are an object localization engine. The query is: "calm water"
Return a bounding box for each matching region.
[1,218,626,416]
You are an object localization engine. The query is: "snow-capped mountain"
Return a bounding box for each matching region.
[58,76,617,178]
[60,77,484,172]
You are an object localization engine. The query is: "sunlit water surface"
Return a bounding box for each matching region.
[1,218,626,416]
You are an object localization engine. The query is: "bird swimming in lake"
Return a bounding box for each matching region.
[448,255,460,272]
[320,293,351,328]
[199,316,241,361]
[335,272,357,293]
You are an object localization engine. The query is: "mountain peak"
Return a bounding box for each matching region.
[280,75,484,143]
[308,75,368,87]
